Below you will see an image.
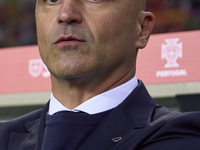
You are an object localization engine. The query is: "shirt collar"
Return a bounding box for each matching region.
[48,77,138,115]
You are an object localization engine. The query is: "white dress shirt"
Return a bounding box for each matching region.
[48,77,138,115]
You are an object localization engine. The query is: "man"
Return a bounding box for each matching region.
[0,0,200,149]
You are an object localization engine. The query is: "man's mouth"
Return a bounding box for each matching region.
[54,35,85,46]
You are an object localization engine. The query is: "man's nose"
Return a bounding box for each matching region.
[57,0,82,25]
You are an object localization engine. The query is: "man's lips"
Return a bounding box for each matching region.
[54,36,85,45]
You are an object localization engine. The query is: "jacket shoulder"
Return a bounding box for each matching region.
[152,105,200,128]
[141,106,200,150]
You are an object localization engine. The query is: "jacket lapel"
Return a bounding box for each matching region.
[8,119,40,150]
[8,102,49,150]
[78,80,156,150]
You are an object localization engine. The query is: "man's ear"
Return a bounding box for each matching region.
[136,11,155,49]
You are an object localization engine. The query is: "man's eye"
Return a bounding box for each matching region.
[88,0,102,3]
[45,0,61,4]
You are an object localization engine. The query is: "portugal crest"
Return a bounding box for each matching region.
[29,59,43,77]
[162,38,183,68]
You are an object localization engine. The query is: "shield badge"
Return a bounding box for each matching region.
[162,38,182,68]
[29,59,43,77]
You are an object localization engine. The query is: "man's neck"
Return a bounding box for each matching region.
[51,67,135,110]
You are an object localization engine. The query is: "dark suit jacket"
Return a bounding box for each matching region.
[1,80,200,150]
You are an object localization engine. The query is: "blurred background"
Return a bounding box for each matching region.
[0,0,200,120]
[0,0,36,48]
[147,0,200,33]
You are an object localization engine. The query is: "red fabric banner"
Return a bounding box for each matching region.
[136,30,200,85]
